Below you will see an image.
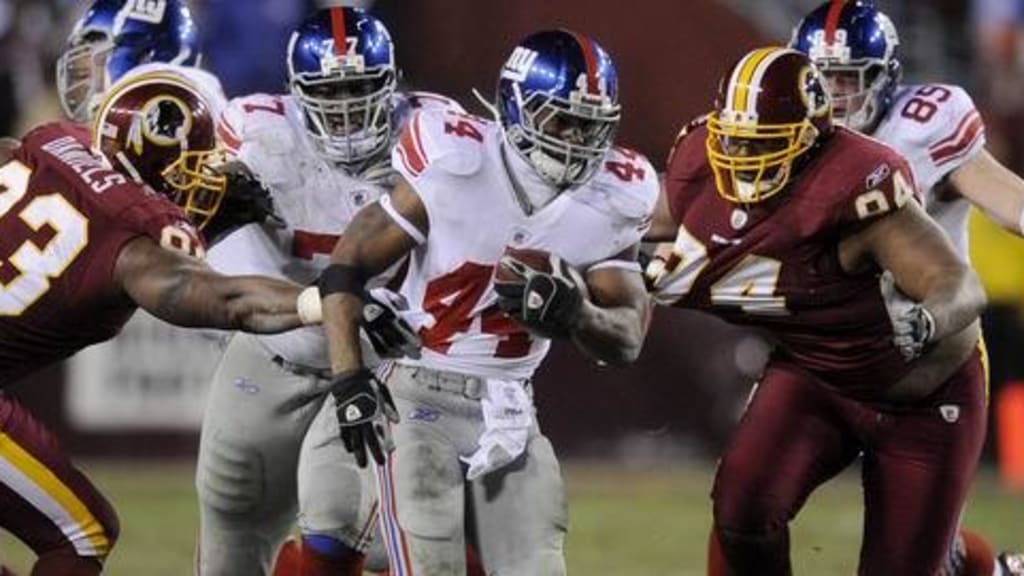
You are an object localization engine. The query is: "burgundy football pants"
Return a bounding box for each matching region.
[0,393,119,572]
[711,350,986,576]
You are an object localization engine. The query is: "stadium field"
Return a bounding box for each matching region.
[1,460,1021,575]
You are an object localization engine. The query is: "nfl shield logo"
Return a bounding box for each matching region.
[939,404,960,423]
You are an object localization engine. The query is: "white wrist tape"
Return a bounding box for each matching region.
[1018,204,1024,236]
[297,286,323,325]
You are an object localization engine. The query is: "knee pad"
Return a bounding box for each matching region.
[392,440,463,541]
[196,428,264,516]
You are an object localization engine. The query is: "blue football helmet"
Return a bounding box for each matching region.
[790,0,901,132]
[497,29,621,189]
[287,7,397,166]
[57,0,200,122]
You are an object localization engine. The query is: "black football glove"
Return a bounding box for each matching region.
[892,303,936,362]
[362,289,422,360]
[330,369,400,468]
[493,253,584,339]
[202,169,283,245]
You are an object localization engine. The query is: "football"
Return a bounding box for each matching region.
[494,247,554,283]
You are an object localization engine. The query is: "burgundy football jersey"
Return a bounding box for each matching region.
[0,121,203,386]
[655,125,920,396]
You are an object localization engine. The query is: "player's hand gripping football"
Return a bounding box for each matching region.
[330,369,400,467]
[892,303,936,361]
[494,251,585,339]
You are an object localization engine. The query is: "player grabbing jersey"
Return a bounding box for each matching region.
[646,47,986,575]
[318,29,655,576]
[791,2,1024,573]
[194,8,456,576]
[0,75,310,576]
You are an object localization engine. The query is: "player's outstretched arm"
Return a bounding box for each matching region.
[114,236,305,333]
[844,200,986,343]
[949,148,1024,236]
[572,246,650,366]
[321,175,426,375]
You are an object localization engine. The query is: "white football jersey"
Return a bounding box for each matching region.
[210,91,461,368]
[389,109,658,380]
[872,83,986,259]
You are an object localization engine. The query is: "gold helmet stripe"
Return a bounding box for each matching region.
[743,48,797,116]
[728,47,777,116]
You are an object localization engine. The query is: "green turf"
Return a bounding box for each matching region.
[1,460,1021,574]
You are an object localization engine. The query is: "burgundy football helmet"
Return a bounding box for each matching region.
[91,72,226,228]
[706,47,833,203]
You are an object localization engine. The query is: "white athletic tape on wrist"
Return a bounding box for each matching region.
[1018,204,1024,236]
[297,286,323,325]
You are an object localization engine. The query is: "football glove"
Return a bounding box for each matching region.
[362,288,422,360]
[892,303,935,362]
[494,253,584,339]
[203,167,283,245]
[330,369,399,468]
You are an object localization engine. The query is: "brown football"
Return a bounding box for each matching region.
[494,247,553,283]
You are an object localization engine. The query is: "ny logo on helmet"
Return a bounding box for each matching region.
[123,0,167,24]
[808,29,851,63]
[502,47,539,83]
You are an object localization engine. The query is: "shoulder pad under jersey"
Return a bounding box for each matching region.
[392,107,491,182]
[575,146,659,235]
[882,83,985,183]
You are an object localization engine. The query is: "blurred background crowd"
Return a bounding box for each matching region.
[3,0,1024,473]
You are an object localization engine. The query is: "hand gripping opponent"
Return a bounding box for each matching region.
[330,369,400,467]
[493,249,585,339]
[892,303,936,362]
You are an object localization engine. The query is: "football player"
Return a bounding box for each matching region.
[317,29,656,575]
[791,2,1024,573]
[57,0,226,120]
[193,7,467,576]
[646,47,986,574]
[0,74,314,576]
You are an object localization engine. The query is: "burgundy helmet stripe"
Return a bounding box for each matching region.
[569,30,600,94]
[824,0,848,44]
[330,7,347,56]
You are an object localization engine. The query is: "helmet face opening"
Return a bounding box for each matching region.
[817,61,888,131]
[505,84,620,188]
[161,150,228,229]
[56,32,114,122]
[706,113,818,203]
[497,29,621,190]
[287,7,397,167]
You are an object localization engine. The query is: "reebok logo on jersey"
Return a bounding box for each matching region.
[865,162,891,190]
[345,404,363,422]
[233,377,260,395]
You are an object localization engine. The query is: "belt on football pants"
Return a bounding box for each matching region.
[271,355,333,381]
[392,364,532,400]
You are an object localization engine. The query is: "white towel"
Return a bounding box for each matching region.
[460,378,533,480]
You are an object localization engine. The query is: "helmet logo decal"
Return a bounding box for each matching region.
[808,29,851,62]
[123,0,167,25]
[320,37,365,74]
[799,66,831,118]
[139,95,192,149]
[502,47,539,83]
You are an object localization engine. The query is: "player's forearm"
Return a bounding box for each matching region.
[921,268,986,341]
[951,149,1024,236]
[322,293,367,374]
[216,276,306,333]
[570,301,645,366]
